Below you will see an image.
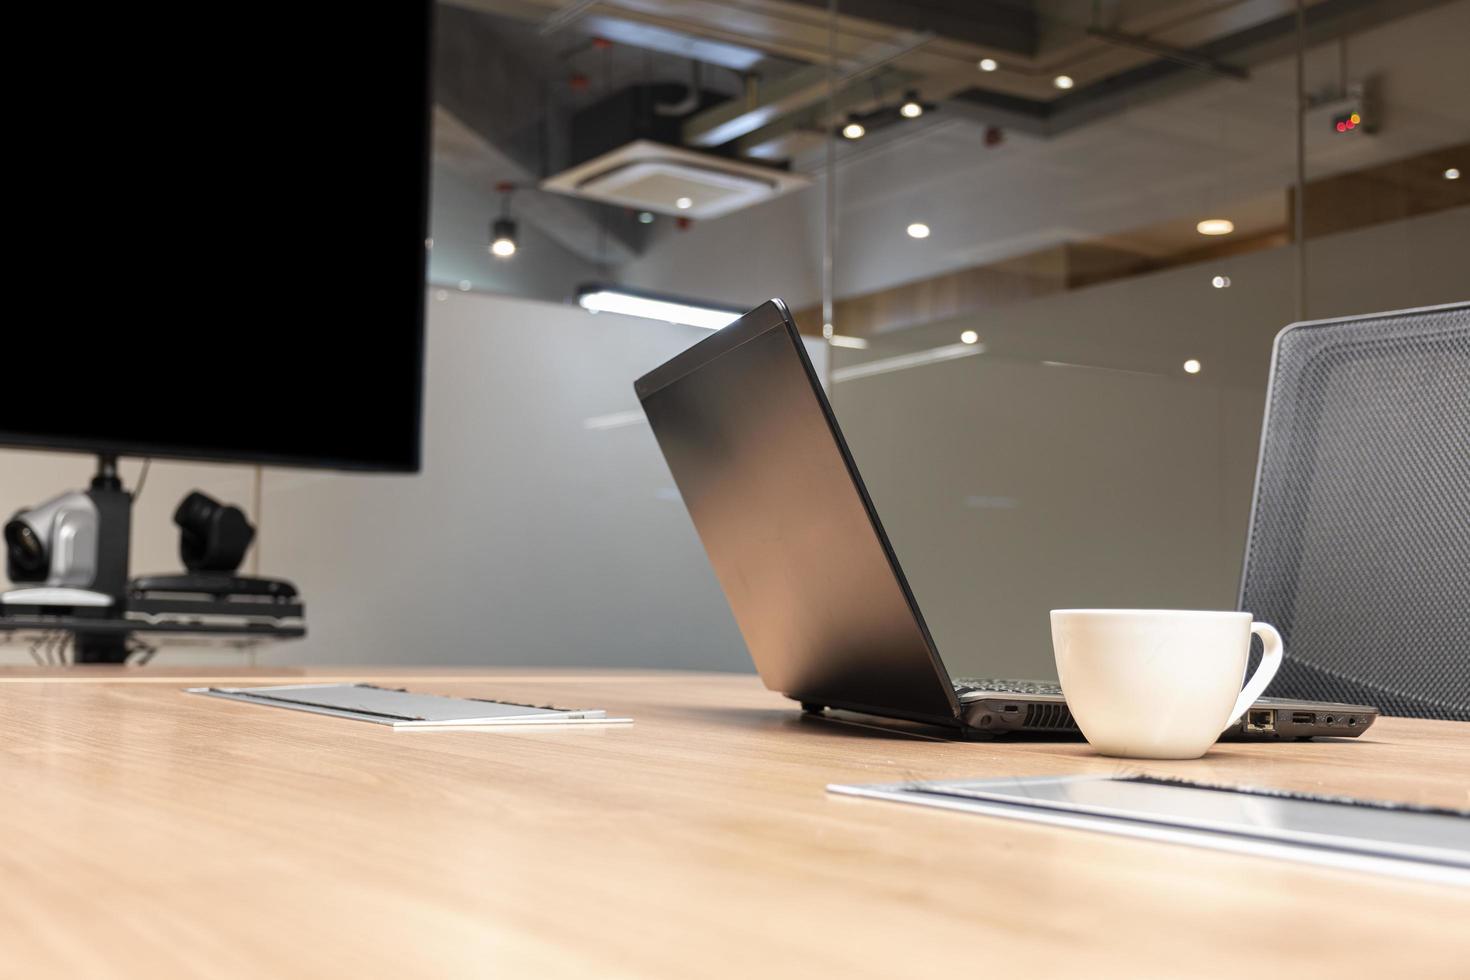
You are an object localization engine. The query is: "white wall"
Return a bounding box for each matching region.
[254,292,758,668]
[0,292,821,669]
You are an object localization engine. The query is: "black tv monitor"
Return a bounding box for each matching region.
[4,3,433,473]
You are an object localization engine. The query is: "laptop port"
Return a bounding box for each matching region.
[1291,712,1316,724]
[1245,709,1275,733]
[1347,716,1357,727]
[1325,715,1335,725]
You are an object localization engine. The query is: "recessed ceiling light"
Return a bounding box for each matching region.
[906,222,931,239]
[960,330,980,345]
[1445,167,1461,180]
[1196,218,1235,236]
[900,99,924,119]
[1183,359,1202,374]
[1053,74,1074,90]
[675,196,693,210]
[638,211,655,224]
[842,121,866,140]
[978,58,998,72]
[1211,275,1231,289]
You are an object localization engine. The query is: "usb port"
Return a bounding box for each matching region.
[1245,709,1275,732]
[1291,712,1316,724]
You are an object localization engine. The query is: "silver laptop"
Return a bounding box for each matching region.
[635,299,1377,741]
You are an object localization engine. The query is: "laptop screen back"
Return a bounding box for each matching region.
[636,300,960,725]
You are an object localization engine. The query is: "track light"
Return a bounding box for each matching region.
[842,119,866,140]
[491,182,518,258]
[490,217,518,259]
[899,92,924,119]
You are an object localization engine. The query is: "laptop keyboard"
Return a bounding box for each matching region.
[953,678,1064,697]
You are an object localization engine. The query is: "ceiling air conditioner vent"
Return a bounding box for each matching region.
[540,140,808,221]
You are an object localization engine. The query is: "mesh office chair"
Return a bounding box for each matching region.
[1239,302,1470,720]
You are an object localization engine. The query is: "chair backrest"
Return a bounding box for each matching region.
[1239,302,1470,720]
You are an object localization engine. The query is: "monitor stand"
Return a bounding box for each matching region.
[74,455,133,663]
[4,455,304,664]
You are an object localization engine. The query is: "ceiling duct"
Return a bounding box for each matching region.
[541,82,809,220]
[542,140,808,220]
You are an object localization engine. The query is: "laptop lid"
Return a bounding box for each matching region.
[636,299,962,726]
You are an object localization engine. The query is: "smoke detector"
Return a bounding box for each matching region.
[540,140,808,220]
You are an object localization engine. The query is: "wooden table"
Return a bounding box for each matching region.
[1,667,1466,978]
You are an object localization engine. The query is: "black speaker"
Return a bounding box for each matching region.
[1239,302,1470,719]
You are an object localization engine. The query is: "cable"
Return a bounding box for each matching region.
[134,458,152,501]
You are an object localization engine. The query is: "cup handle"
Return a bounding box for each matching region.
[1225,622,1284,728]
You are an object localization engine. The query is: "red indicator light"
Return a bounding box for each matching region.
[1336,121,1347,132]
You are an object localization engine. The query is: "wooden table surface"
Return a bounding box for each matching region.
[1,667,1467,979]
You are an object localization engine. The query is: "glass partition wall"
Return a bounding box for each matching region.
[820,2,1469,680]
[421,0,1468,679]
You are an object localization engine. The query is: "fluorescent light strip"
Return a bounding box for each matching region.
[583,410,647,431]
[578,289,742,331]
[832,342,983,383]
[1041,360,1166,378]
[828,334,870,350]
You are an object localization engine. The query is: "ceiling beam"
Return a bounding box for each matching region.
[736,70,919,160]
[683,30,933,148]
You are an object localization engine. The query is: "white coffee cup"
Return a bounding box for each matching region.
[1050,609,1283,760]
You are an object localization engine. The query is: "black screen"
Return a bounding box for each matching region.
[4,4,433,472]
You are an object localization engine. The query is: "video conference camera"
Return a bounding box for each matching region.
[5,487,258,590]
[4,490,100,587]
[174,491,255,573]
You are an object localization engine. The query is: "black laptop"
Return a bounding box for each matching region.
[635,299,1377,741]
